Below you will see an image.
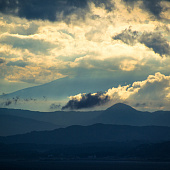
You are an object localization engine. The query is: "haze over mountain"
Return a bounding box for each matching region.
[0,108,102,128]
[1,72,170,112]
[0,114,59,136]
[0,76,119,111]
[0,77,116,99]
[1,103,170,136]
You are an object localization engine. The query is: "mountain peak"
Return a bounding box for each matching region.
[106,103,136,112]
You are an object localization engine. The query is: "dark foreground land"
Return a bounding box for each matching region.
[1,160,170,170]
[0,141,170,170]
[1,123,170,169]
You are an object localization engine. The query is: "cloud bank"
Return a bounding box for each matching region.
[0,0,169,87]
[0,0,115,22]
[63,72,170,111]
[0,0,169,111]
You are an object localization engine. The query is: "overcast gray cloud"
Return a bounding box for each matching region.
[6,60,29,67]
[50,103,61,110]
[113,28,170,57]
[123,0,169,20]
[113,27,138,45]
[139,32,170,57]
[0,0,114,22]
[1,0,167,22]
[0,58,5,64]
[0,34,56,55]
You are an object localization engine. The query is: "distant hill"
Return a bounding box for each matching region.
[0,114,59,136]
[93,103,170,126]
[0,103,170,136]
[1,124,170,144]
[1,103,170,128]
[0,77,116,99]
[0,108,102,127]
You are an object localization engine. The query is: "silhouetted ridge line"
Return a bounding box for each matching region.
[1,124,170,145]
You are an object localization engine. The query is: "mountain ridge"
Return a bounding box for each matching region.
[0,114,59,136]
[0,103,170,136]
[0,77,117,99]
[1,123,170,144]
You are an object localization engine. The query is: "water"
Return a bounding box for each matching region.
[1,160,170,170]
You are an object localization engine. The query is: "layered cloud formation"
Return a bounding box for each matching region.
[0,0,169,111]
[0,72,169,111]
[63,72,170,111]
[0,0,169,21]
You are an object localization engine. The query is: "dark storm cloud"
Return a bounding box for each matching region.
[135,103,147,107]
[50,103,61,110]
[93,0,115,12]
[0,58,5,64]
[0,0,114,22]
[123,0,168,20]
[139,32,170,56]
[0,97,36,106]
[113,28,170,56]
[113,27,138,45]
[6,60,29,67]
[2,97,20,106]
[62,92,110,110]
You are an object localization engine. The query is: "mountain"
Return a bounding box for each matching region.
[1,124,170,144]
[0,108,102,126]
[93,103,170,126]
[0,77,116,99]
[2,103,170,127]
[0,114,59,136]
[0,103,170,137]
[106,103,137,112]
[0,77,119,111]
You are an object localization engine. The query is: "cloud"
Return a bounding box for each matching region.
[0,96,37,107]
[134,103,147,107]
[62,92,110,110]
[0,0,169,94]
[0,33,56,55]
[63,72,170,111]
[0,58,5,64]
[0,64,65,84]
[139,32,170,57]
[113,27,170,57]
[123,0,170,20]
[0,0,115,22]
[1,96,20,106]
[50,103,61,110]
[107,72,170,111]
[6,60,28,67]
[112,27,138,45]
[129,72,170,99]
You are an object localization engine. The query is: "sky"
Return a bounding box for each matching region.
[0,0,170,111]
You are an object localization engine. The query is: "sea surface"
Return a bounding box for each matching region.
[0,160,170,170]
